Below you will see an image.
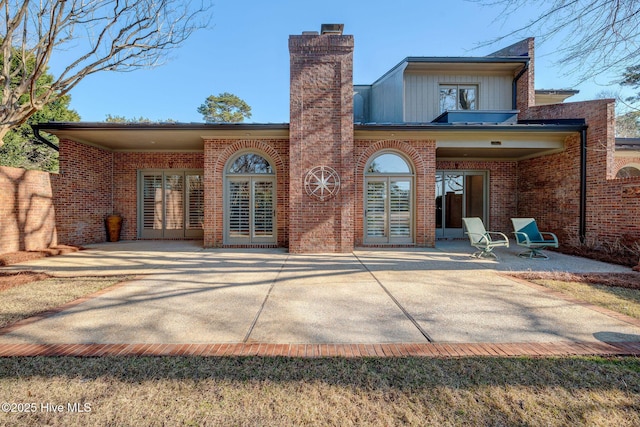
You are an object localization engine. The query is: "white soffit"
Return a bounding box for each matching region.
[47,128,290,151]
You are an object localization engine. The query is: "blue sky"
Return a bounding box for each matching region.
[49,0,629,123]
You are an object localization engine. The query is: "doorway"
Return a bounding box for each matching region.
[435,171,487,238]
[138,170,204,239]
[364,151,414,244]
[225,152,276,244]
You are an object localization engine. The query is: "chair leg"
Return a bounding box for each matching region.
[517,248,549,260]
[473,248,498,259]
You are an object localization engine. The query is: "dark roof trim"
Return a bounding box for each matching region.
[518,119,586,126]
[355,120,586,132]
[404,56,530,64]
[33,122,290,132]
[535,89,580,95]
[616,137,640,149]
[35,120,587,133]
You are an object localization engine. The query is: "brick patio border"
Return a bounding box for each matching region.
[0,341,638,358]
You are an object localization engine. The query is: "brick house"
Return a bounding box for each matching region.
[32,24,639,254]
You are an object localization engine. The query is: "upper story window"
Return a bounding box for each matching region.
[439,84,477,112]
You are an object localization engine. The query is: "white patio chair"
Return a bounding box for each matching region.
[461,217,509,259]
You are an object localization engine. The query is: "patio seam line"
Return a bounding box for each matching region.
[242,254,290,343]
[352,252,434,343]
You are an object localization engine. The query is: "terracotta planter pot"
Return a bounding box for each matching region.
[105,215,123,242]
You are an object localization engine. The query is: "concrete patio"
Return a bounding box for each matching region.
[1,240,639,357]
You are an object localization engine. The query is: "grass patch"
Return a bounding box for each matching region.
[0,356,639,426]
[532,279,640,320]
[0,276,132,329]
[511,272,640,321]
[512,272,640,290]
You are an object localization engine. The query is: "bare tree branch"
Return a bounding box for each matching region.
[472,0,640,84]
[0,0,212,142]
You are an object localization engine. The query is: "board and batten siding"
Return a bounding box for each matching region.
[404,71,513,122]
[369,63,407,123]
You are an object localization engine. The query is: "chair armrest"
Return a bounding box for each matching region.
[486,231,509,243]
[466,232,490,244]
[512,231,531,245]
[540,231,559,245]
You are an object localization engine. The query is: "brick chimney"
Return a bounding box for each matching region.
[289,25,355,253]
[488,38,536,114]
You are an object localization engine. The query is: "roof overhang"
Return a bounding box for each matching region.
[33,122,290,151]
[35,121,585,161]
[355,122,585,161]
[615,138,640,157]
[367,56,528,86]
[403,57,527,74]
[535,89,579,105]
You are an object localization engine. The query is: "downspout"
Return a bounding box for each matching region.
[579,127,587,243]
[32,125,59,152]
[512,60,529,110]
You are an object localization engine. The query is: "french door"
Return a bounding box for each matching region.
[365,178,413,244]
[435,171,487,238]
[226,177,276,244]
[138,170,204,239]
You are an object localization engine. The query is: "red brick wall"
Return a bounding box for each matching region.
[0,166,57,253]
[113,152,204,240]
[355,140,436,247]
[613,156,640,176]
[53,139,114,246]
[519,99,640,245]
[289,34,354,253]
[203,139,289,248]
[516,38,535,114]
[517,133,582,242]
[603,176,640,243]
[436,160,518,234]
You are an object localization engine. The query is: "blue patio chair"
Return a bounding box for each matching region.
[461,217,509,259]
[510,218,559,259]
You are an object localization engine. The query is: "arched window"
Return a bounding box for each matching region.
[616,166,640,179]
[227,153,274,174]
[366,152,412,174]
[225,152,276,244]
[364,151,414,244]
